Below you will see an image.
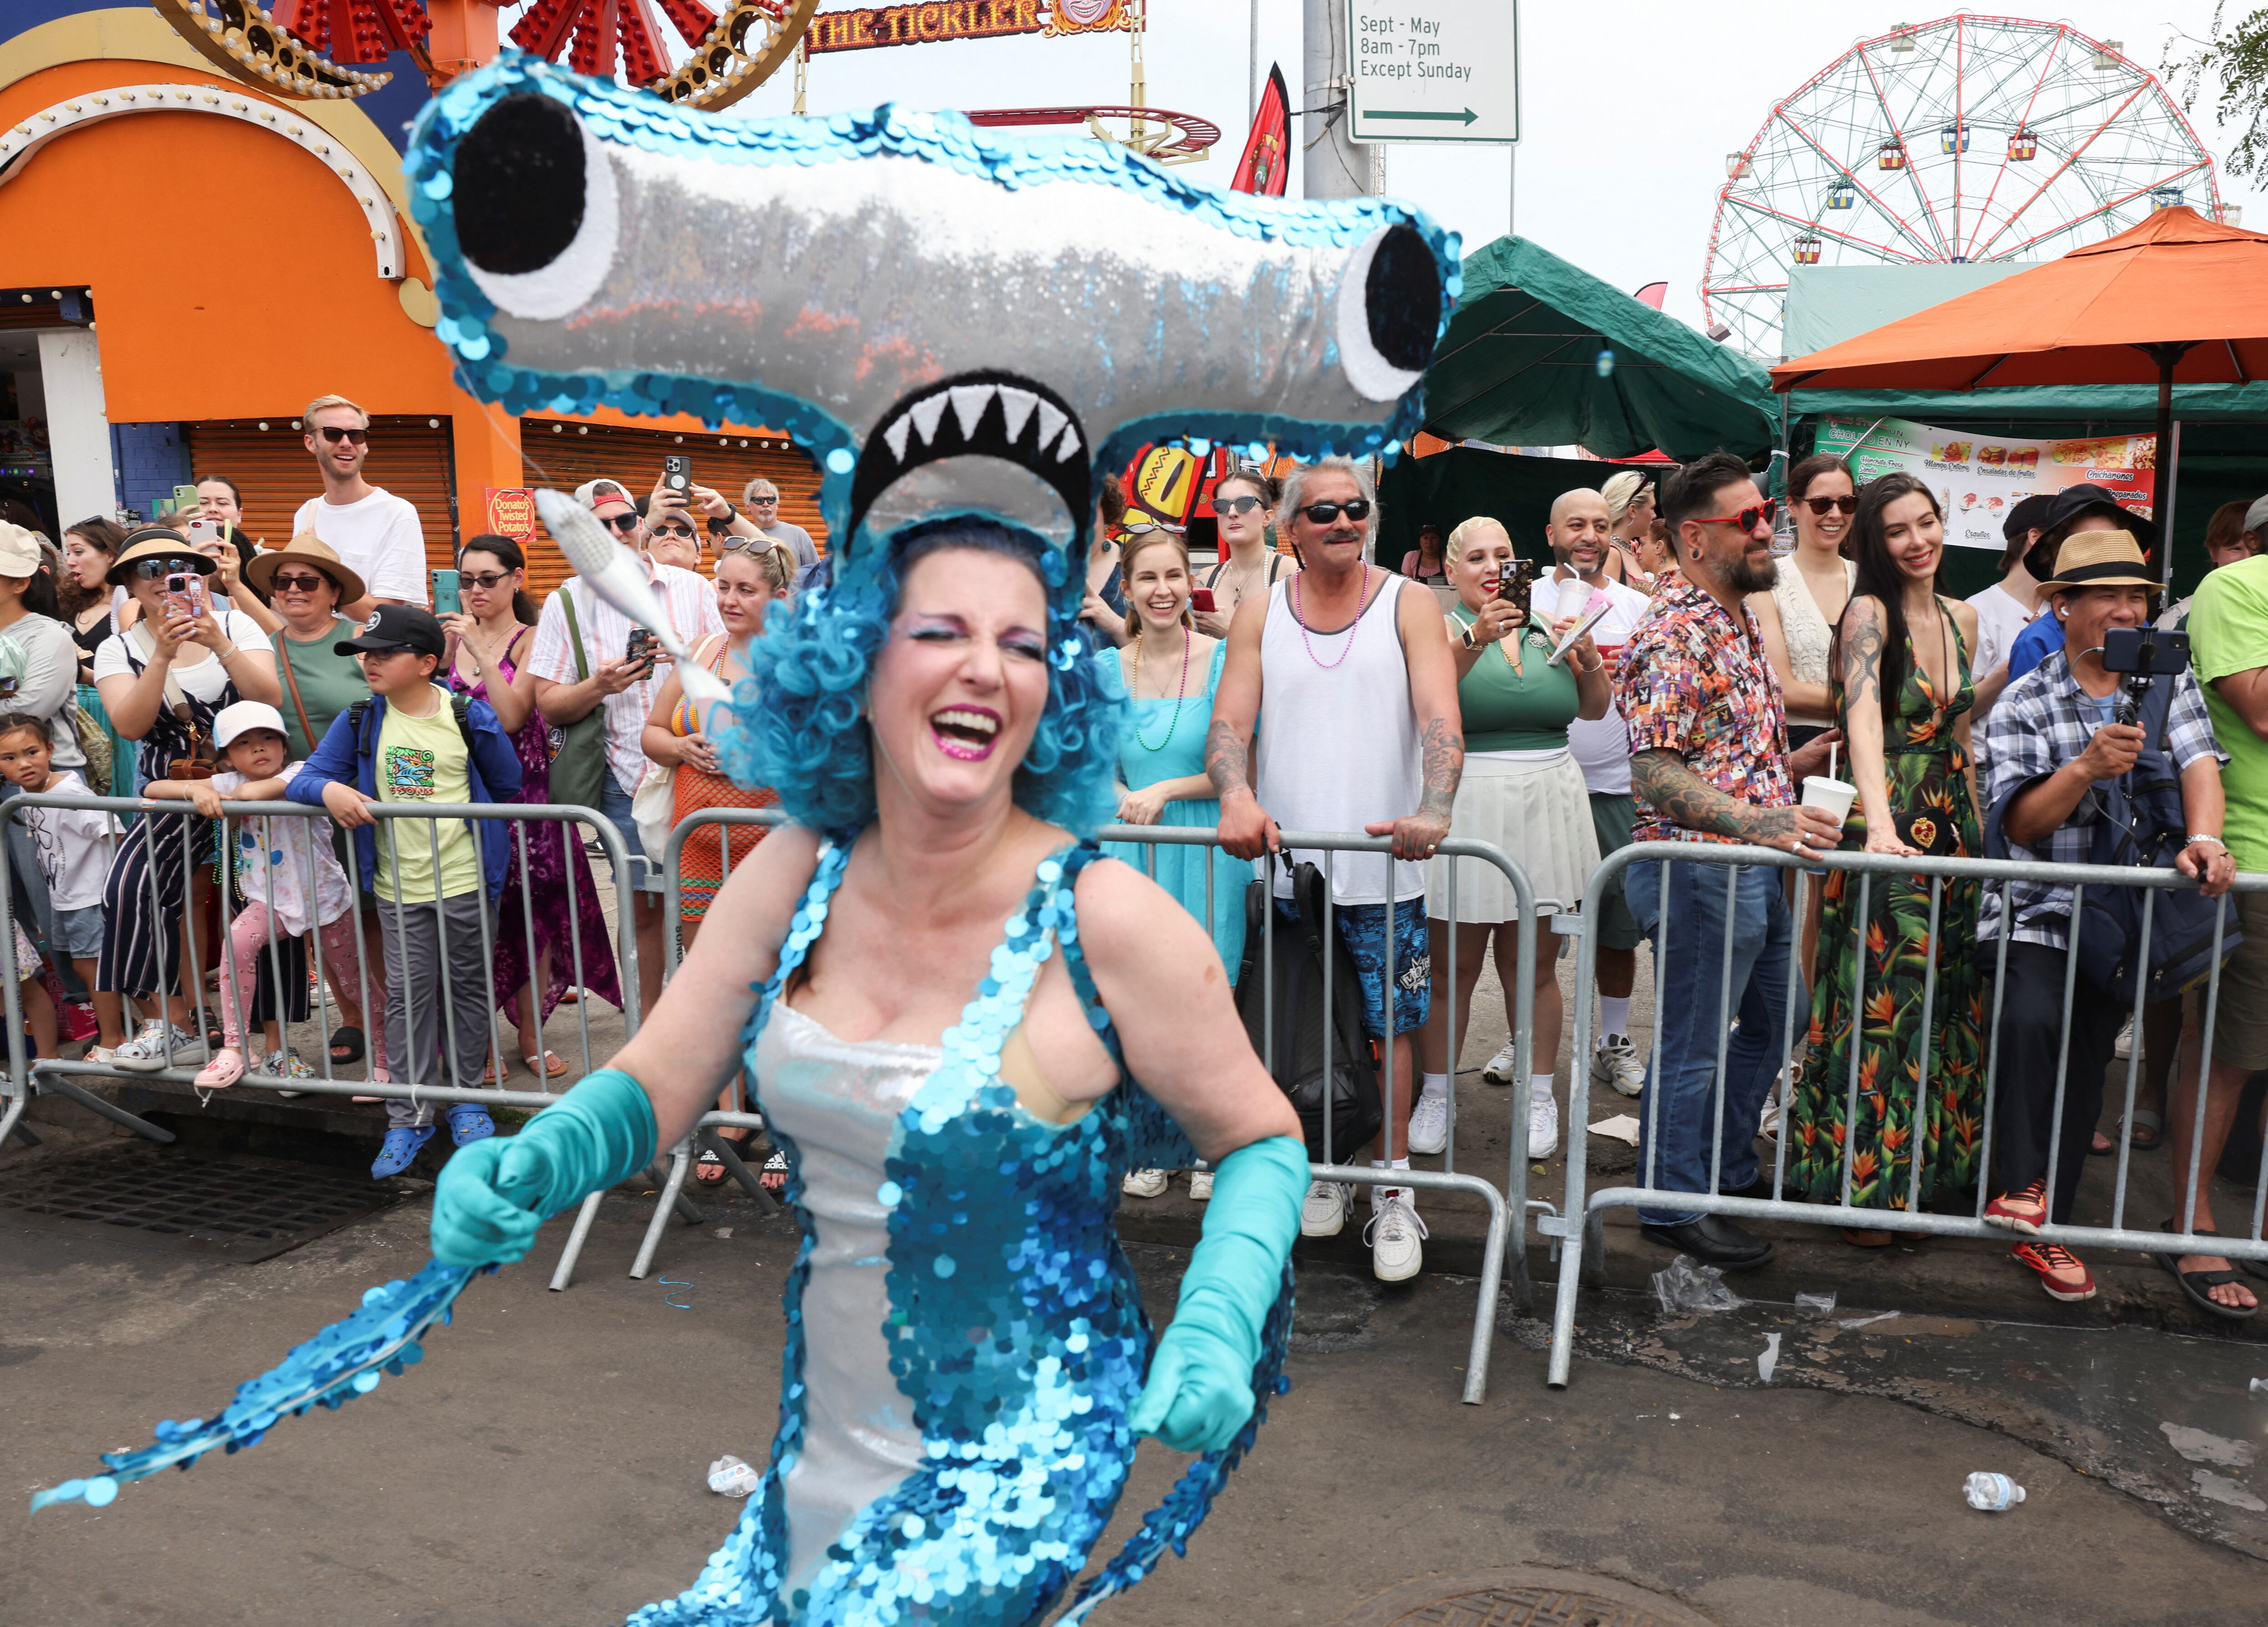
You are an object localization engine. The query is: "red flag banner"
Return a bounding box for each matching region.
[1231,64,1290,197]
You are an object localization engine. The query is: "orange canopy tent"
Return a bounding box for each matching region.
[1770,207,2268,525]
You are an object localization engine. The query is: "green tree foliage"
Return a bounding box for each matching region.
[2164,5,2268,181]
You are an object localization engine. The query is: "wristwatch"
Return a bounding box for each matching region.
[2186,834,2227,848]
[705,504,738,536]
[1460,623,1478,650]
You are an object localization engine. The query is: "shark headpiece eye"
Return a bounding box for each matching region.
[409,58,1456,566]
[454,92,619,323]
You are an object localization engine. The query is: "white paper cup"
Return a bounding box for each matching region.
[1802,775,1858,824]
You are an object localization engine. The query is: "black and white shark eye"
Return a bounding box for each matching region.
[1337,223,1442,402]
[454,92,619,322]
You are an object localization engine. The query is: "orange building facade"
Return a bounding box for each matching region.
[0,5,823,595]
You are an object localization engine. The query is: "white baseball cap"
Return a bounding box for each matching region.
[2245,493,2268,539]
[213,700,289,749]
[0,521,42,579]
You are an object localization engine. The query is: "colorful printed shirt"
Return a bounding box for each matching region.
[1615,572,1793,844]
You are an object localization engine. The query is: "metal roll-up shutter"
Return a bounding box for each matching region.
[518,418,827,603]
[185,415,459,582]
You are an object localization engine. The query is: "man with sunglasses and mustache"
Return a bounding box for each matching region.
[1209,457,1463,1283]
[1615,452,1845,1269]
[289,394,424,619]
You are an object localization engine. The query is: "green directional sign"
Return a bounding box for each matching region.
[1369,108,1480,126]
[1346,1,1519,147]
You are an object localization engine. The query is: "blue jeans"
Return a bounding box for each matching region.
[1624,857,1800,1227]
[595,774,655,893]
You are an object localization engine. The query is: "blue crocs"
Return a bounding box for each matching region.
[447,1104,496,1148]
[371,1124,435,1178]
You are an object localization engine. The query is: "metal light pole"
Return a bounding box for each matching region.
[1303,0,1367,199]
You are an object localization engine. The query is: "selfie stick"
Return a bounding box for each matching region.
[533,489,732,706]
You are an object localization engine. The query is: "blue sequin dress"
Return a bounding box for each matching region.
[629,836,1292,1627]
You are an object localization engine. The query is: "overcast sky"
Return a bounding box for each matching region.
[702,1,2267,343]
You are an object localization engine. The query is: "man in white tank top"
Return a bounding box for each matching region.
[1206,458,1464,1284]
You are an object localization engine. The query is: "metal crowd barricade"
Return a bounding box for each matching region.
[1545,838,2268,1390]
[0,792,692,1283]
[654,810,1548,1404]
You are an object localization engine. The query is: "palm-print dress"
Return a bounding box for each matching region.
[1788,603,1985,1210]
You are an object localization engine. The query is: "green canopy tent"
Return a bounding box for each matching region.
[1419,235,1783,462]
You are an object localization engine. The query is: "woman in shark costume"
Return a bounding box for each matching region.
[357,58,1447,1626]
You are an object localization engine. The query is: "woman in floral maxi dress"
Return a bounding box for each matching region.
[1788,474,1986,1242]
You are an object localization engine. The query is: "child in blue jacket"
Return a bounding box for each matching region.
[290,606,524,1177]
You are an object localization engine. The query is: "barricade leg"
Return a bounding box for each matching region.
[630,1144,703,1279]
[549,1191,604,1292]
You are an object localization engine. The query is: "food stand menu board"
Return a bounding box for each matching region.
[1813,415,2155,551]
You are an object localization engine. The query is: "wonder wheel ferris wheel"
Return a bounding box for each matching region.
[1701,15,2227,359]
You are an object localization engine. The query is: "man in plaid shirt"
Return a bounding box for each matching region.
[1617,453,1843,1270]
[1979,530,2233,1306]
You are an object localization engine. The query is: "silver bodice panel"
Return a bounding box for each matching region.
[754,1002,938,1590]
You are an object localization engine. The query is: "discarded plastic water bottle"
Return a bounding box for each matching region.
[1962,1472,2025,1511]
[708,1454,761,1498]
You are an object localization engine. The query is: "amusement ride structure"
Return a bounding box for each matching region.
[1703,14,2228,357]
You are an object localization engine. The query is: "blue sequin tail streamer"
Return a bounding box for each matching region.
[29,1259,482,1515]
[1055,1260,1297,1625]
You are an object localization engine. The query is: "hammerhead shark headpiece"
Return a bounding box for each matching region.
[405,54,1456,562]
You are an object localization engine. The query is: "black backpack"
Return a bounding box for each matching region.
[1987,676,2240,1004]
[1234,857,1384,1166]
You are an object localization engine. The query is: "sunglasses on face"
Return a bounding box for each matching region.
[1210,494,1266,517]
[129,557,203,581]
[650,525,699,543]
[1803,495,1859,516]
[317,426,368,445]
[269,571,331,593]
[746,494,779,505]
[1694,499,1778,532]
[460,570,513,591]
[1294,499,1372,525]
[599,511,642,533]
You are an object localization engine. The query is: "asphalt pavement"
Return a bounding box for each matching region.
[8,1104,2268,1627]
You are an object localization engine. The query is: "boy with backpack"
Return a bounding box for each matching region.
[290,606,523,1178]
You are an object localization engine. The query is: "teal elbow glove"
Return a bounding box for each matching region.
[1128,1134,1305,1453]
[430,1068,659,1268]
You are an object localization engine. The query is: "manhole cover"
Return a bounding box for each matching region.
[0,1146,406,1261]
[1341,1569,1716,1627]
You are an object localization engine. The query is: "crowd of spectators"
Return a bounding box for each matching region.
[7,388,2268,1315]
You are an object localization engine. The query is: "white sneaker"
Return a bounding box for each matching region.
[1407,1091,1449,1155]
[1121,1168,1169,1199]
[1300,1178,1347,1238]
[2113,1016,2135,1060]
[1187,1170,1213,1201]
[1592,1033,1646,1097]
[1759,1092,1781,1140]
[111,1020,199,1073]
[1481,1041,1519,1084]
[1364,1189,1428,1282]
[1528,1086,1560,1160]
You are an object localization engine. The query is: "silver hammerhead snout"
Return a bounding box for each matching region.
[433,72,1451,457]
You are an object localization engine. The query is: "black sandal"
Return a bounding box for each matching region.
[2157,1222,2260,1321]
[761,1149,788,1193]
[328,1025,366,1066]
[694,1147,727,1186]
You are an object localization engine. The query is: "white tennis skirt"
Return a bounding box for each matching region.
[1424,749,1600,923]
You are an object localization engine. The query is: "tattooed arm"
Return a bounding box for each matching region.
[1364,581,1466,860]
[1207,586,1276,859]
[1629,750,1845,853]
[1838,593,1915,856]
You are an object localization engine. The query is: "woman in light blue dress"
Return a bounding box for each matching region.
[1099,530,1247,980]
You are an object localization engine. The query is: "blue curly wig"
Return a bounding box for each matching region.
[711,515,1124,838]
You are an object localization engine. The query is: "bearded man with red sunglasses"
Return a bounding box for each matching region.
[290,393,424,619]
[1614,452,1844,1269]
